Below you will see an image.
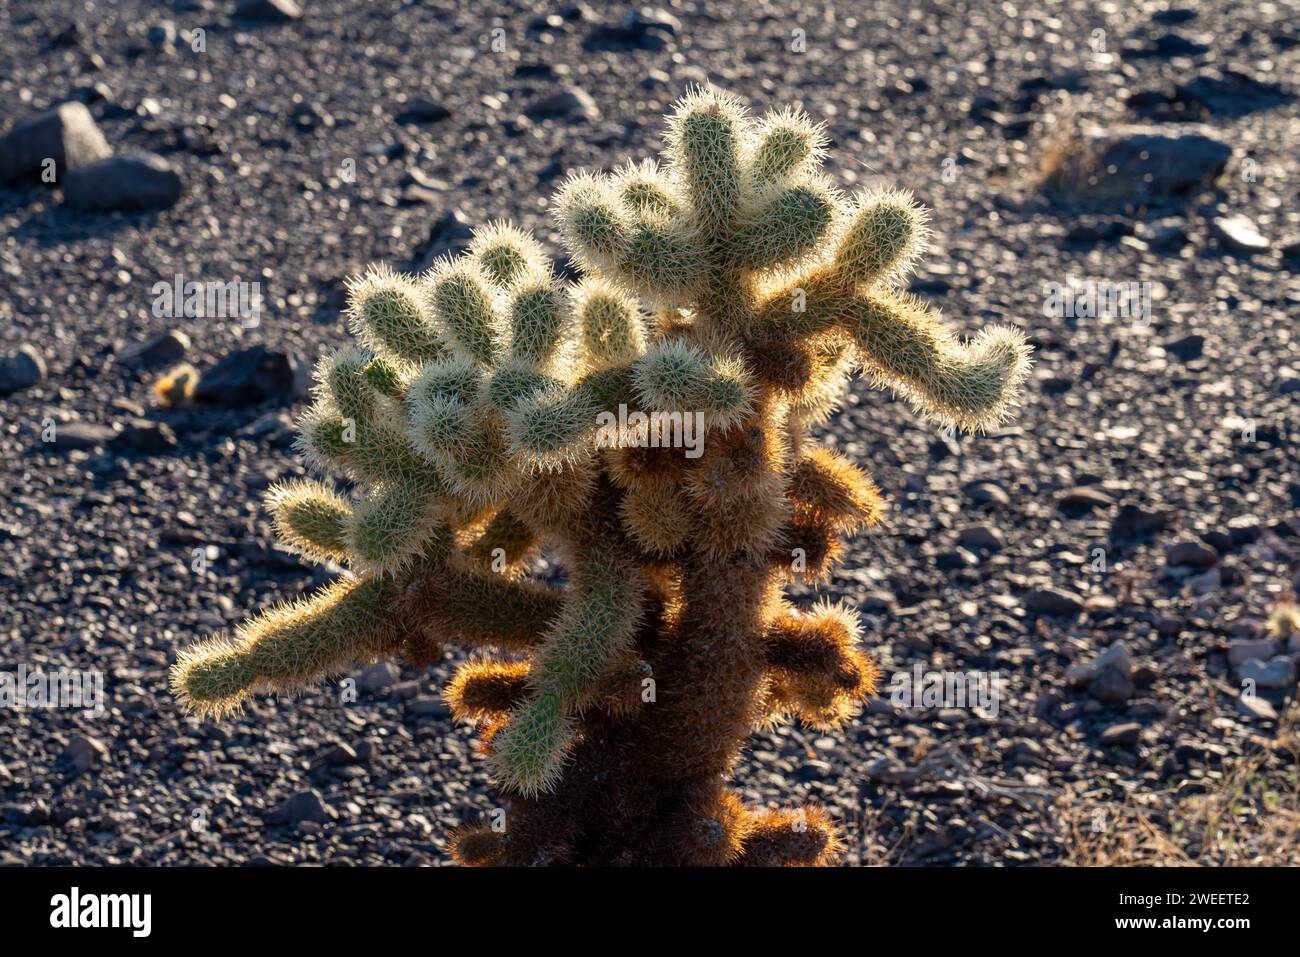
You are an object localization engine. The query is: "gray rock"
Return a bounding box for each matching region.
[1089,669,1135,704]
[62,152,182,212]
[0,345,46,395]
[412,208,474,272]
[265,790,336,825]
[1057,486,1114,513]
[63,734,108,773]
[235,0,302,22]
[1100,722,1141,748]
[1163,333,1204,360]
[49,422,120,450]
[1165,538,1218,568]
[1111,502,1170,538]
[1065,640,1133,686]
[0,101,111,185]
[1238,656,1296,690]
[1024,587,1084,617]
[583,9,680,52]
[963,480,1009,506]
[958,525,1005,550]
[116,330,190,370]
[148,20,179,48]
[358,661,401,694]
[395,98,451,125]
[1212,214,1270,254]
[193,346,304,406]
[526,87,600,123]
[1091,128,1231,195]
[1235,694,1278,721]
[406,695,451,718]
[115,418,177,454]
[1227,638,1275,667]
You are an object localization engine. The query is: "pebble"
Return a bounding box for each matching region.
[0,345,46,395]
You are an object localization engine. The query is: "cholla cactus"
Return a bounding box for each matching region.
[171,88,1031,865]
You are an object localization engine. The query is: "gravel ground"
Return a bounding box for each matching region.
[2,0,1298,866]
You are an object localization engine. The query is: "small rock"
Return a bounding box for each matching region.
[1235,694,1278,721]
[395,98,451,125]
[193,346,304,406]
[1058,486,1114,514]
[526,87,600,123]
[1089,669,1136,704]
[406,695,451,718]
[1163,333,1204,360]
[0,101,111,185]
[115,418,177,453]
[1083,128,1231,196]
[1100,722,1141,748]
[963,480,1009,506]
[1065,640,1133,686]
[148,20,179,48]
[958,525,1005,550]
[49,421,120,450]
[358,661,401,694]
[1238,656,1296,690]
[320,743,360,767]
[63,734,108,773]
[1165,539,1218,568]
[116,330,190,370]
[1025,587,1084,617]
[1228,638,1276,667]
[582,8,680,52]
[265,790,336,826]
[0,345,46,395]
[1212,214,1270,254]
[1111,502,1170,538]
[62,152,182,212]
[412,208,475,272]
[234,0,302,22]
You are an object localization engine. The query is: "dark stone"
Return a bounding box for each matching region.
[1163,333,1204,360]
[1057,486,1114,514]
[115,418,177,453]
[116,330,190,370]
[0,345,46,395]
[411,208,474,272]
[1024,587,1084,617]
[0,101,111,185]
[1094,129,1231,195]
[395,99,451,125]
[265,790,336,826]
[234,0,301,23]
[50,422,120,450]
[583,9,680,52]
[1111,502,1169,538]
[193,346,302,406]
[62,152,182,211]
[525,87,600,122]
[1165,539,1218,568]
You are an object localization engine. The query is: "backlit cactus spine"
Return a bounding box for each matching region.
[171,88,1031,866]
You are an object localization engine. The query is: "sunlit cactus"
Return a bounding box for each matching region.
[170,87,1032,866]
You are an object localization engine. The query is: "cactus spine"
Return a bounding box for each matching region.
[171,88,1031,865]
